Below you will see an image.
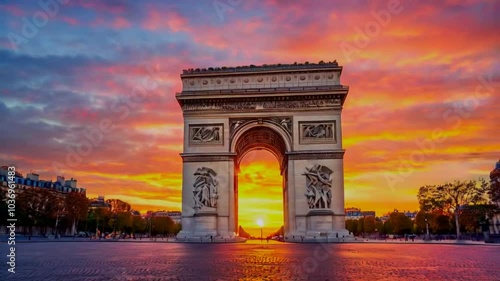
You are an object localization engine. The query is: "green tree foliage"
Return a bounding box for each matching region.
[375,221,384,234]
[384,220,393,235]
[17,188,59,234]
[387,212,413,235]
[109,212,133,233]
[105,198,134,234]
[88,206,112,234]
[459,204,498,233]
[64,192,89,234]
[363,216,376,234]
[432,214,451,234]
[132,215,146,233]
[417,179,489,239]
[414,211,429,234]
[357,217,364,234]
[345,219,358,235]
[490,167,500,202]
[152,216,175,235]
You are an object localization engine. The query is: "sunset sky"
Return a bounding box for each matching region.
[0,1,498,236]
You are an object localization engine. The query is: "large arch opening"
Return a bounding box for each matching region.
[237,150,283,238]
[232,126,290,239]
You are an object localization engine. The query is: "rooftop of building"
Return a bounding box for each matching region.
[181,60,340,76]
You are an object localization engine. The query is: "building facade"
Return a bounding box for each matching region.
[147,210,182,224]
[0,166,86,194]
[0,166,86,236]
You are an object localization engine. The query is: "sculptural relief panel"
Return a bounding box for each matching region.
[192,167,219,211]
[229,117,292,137]
[303,164,333,209]
[189,124,223,145]
[299,121,336,144]
[182,97,342,113]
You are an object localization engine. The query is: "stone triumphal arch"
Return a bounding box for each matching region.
[176,61,350,242]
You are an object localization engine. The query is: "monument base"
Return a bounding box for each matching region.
[284,210,354,243]
[176,230,244,243]
[176,212,244,243]
[284,229,354,243]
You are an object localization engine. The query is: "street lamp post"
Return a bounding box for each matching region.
[257,219,264,242]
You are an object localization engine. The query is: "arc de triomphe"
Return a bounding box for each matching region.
[176,61,350,242]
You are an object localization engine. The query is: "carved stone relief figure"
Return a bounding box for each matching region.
[229,117,292,137]
[280,118,291,132]
[303,164,333,209]
[193,167,219,210]
[299,121,336,143]
[189,124,223,145]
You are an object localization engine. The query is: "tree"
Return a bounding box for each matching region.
[17,188,59,235]
[363,216,376,234]
[384,220,393,235]
[490,163,500,203]
[357,217,364,234]
[345,219,358,235]
[152,216,175,236]
[459,204,499,233]
[109,212,133,233]
[375,221,384,234]
[388,212,413,235]
[105,199,132,234]
[132,215,146,234]
[65,192,89,235]
[415,211,431,234]
[432,214,451,234]
[417,179,489,239]
[89,207,112,235]
[52,195,66,236]
[173,223,182,235]
[106,199,131,213]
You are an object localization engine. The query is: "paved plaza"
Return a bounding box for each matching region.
[1,242,499,280]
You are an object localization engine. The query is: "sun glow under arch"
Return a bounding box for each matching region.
[238,150,283,237]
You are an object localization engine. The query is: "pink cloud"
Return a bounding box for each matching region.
[142,9,187,32]
[112,17,131,29]
[2,4,24,16]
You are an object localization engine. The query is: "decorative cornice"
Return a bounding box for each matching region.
[181,153,236,163]
[286,150,345,160]
[306,209,334,216]
[178,94,345,114]
[182,61,340,76]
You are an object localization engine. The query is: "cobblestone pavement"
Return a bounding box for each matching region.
[0,242,498,280]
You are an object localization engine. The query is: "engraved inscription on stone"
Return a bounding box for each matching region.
[303,164,333,209]
[193,167,219,210]
[299,121,336,144]
[189,124,223,145]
